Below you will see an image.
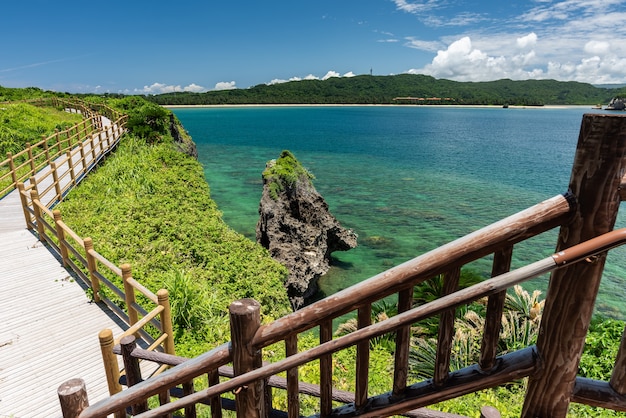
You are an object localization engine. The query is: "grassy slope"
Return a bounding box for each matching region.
[0,102,83,155]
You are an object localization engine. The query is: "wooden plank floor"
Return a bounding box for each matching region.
[0,118,155,417]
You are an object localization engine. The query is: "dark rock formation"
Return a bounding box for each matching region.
[606,97,626,111]
[256,151,357,310]
[169,113,198,158]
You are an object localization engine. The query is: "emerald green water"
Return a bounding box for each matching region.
[173,106,625,318]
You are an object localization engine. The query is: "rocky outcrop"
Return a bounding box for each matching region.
[606,97,626,111]
[169,113,198,158]
[256,151,357,310]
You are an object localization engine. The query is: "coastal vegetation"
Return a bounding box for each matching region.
[262,150,315,200]
[145,74,626,106]
[1,86,625,415]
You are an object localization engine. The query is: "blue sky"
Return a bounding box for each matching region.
[1,0,625,94]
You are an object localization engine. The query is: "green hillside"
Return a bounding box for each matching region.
[146,74,626,106]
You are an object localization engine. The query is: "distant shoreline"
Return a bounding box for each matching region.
[165,104,600,110]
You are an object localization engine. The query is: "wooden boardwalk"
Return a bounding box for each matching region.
[0,117,150,417]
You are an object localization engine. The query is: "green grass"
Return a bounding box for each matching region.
[56,133,291,352]
[0,102,82,156]
[0,103,83,194]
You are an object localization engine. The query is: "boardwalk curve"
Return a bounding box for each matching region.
[0,113,148,417]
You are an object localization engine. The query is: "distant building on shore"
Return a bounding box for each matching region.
[392,97,455,104]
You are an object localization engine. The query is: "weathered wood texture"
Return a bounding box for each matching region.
[327,347,539,417]
[609,325,626,395]
[58,378,89,418]
[393,287,413,396]
[479,246,513,371]
[230,298,265,418]
[121,335,148,414]
[523,114,626,417]
[434,267,460,387]
[572,377,626,411]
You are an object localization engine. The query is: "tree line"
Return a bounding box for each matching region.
[144,74,626,106]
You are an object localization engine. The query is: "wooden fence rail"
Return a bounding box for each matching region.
[0,96,125,198]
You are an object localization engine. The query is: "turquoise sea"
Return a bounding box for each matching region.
[172,106,625,319]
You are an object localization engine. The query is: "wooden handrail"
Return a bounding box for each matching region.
[77,227,626,418]
[1,99,126,198]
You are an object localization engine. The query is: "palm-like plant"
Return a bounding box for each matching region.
[408,285,544,380]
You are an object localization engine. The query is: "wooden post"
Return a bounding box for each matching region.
[90,133,97,164]
[54,210,69,267]
[120,335,148,414]
[319,319,333,416]
[182,380,197,418]
[58,378,89,418]
[43,137,50,165]
[157,289,176,355]
[480,406,501,418]
[98,329,123,397]
[49,161,61,203]
[523,114,626,417]
[355,304,372,408]
[56,130,62,154]
[229,298,264,418]
[67,151,76,187]
[16,183,32,229]
[84,237,101,302]
[122,264,139,329]
[392,287,412,396]
[26,143,35,176]
[208,369,223,418]
[30,189,45,239]
[7,152,17,188]
[609,325,626,395]
[79,143,86,178]
[434,267,461,387]
[480,246,513,371]
[286,335,300,418]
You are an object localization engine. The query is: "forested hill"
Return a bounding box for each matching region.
[146,74,626,106]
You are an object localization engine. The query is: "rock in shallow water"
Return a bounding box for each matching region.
[256,151,357,310]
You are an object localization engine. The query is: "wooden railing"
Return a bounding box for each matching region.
[1,98,177,413]
[67,113,626,418]
[21,191,175,359]
[0,97,126,199]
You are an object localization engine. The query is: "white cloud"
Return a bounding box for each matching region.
[392,0,439,14]
[517,33,537,49]
[423,12,486,27]
[409,36,544,82]
[392,0,626,84]
[322,71,341,80]
[184,83,207,93]
[407,22,626,84]
[134,82,208,94]
[214,81,236,90]
[405,38,444,52]
[267,71,356,85]
[584,40,610,56]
